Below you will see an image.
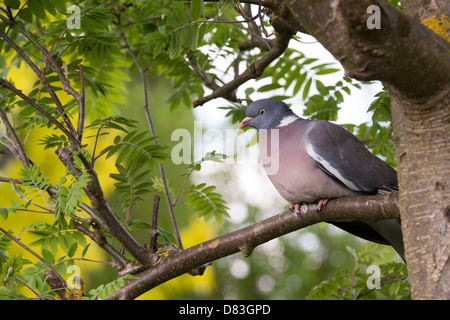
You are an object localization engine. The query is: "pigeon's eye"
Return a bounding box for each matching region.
[259,109,266,115]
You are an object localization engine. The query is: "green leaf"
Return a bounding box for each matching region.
[190,0,203,21]
[126,219,151,231]
[110,160,154,212]
[39,134,69,150]
[173,1,189,24]
[145,32,164,42]
[18,8,33,23]
[302,58,318,65]
[5,0,21,9]
[302,77,312,101]
[368,89,391,122]
[40,0,56,16]
[27,0,46,19]
[168,32,179,59]
[68,242,78,258]
[49,0,66,13]
[89,274,139,300]
[0,287,28,300]
[41,249,55,265]
[153,39,166,58]
[0,208,7,219]
[81,243,91,258]
[292,73,307,96]
[315,68,340,75]
[189,24,200,50]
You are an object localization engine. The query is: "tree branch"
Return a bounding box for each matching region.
[0,226,74,298]
[193,30,293,107]
[55,146,154,267]
[0,177,133,270]
[283,0,450,101]
[11,23,85,120]
[0,109,31,167]
[0,29,77,138]
[106,192,399,299]
[73,221,130,269]
[0,77,73,140]
[77,64,85,141]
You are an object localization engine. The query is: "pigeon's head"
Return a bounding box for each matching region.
[238,99,298,130]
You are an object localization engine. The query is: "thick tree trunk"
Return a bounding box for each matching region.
[283,0,450,299]
[390,84,450,299]
[395,0,450,299]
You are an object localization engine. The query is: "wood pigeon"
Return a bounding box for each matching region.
[238,99,405,260]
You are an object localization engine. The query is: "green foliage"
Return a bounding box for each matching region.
[0,233,13,269]
[88,274,139,300]
[303,77,361,121]
[39,134,70,150]
[85,115,138,135]
[183,183,230,223]
[343,88,396,167]
[0,201,24,220]
[0,286,29,300]
[17,165,50,202]
[110,161,154,212]
[307,243,409,300]
[164,151,230,223]
[0,224,88,299]
[102,130,168,169]
[54,172,91,229]
[219,102,247,125]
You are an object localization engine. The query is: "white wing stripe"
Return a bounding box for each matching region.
[306,143,359,191]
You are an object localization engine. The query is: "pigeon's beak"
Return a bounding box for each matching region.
[238,117,253,129]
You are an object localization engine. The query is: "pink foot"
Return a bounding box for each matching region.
[289,203,301,214]
[317,199,329,211]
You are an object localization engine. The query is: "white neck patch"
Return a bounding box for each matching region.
[277,115,299,128]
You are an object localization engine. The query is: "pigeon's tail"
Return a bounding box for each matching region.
[368,219,405,262]
[331,219,405,262]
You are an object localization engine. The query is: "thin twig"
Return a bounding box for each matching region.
[0,77,74,143]
[56,146,152,266]
[15,25,83,105]
[73,221,130,269]
[0,109,31,167]
[14,275,40,298]
[172,167,195,207]
[119,26,184,250]
[150,193,161,253]
[193,31,293,107]
[0,226,74,297]
[0,29,77,139]
[77,64,85,141]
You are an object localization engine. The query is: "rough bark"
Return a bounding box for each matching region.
[390,86,450,300]
[283,0,450,299]
[401,0,450,21]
